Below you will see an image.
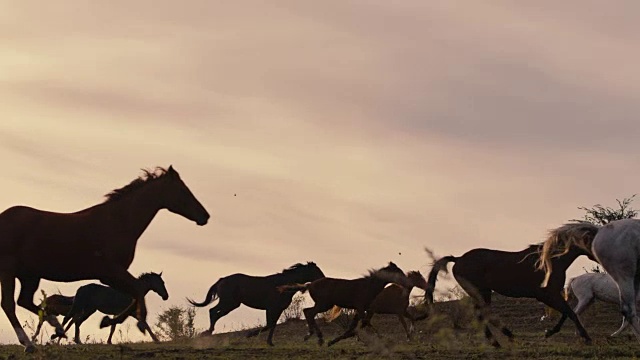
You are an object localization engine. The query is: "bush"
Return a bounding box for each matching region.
[154,305,196,341]
[282,293,305,321]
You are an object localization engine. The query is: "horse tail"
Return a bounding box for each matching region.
[187,280,221,307]
[426,255,457,304]
[326,306,342,322]
[276,283,309,294]
[564,277,575,302]
[538,222,600,288]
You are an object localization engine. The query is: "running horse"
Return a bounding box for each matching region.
[0,166,209,352]
[426,243,593,347]
[539,219,640,340]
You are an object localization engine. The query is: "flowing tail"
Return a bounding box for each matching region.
[564,277,575,302]
[276,283,309,294]
[426,255,457,304]
[187,280,221,307]
[538,222,599,287]
[326,306,343,322]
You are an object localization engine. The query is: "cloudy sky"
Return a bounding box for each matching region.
[1,0,639,344]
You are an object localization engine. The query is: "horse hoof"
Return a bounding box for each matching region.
[24,344,37,353]
[491,340,501,348]
[303,334,312,341]
[136,321,146,333]
[584,338,593,345]
[99,316,111,328]
[544,330,553,338]
[318,338,324,346]
[267,341,274,347]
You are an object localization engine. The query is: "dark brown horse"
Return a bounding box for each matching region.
[426,244,593,347]
[327,270,429,340]
[279,262,410,347]
[59,272,168,344]
[0,166,209,352]
[31,294,74,342]
[187,262,325,346]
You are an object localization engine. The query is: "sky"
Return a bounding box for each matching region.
[1,0,640,345]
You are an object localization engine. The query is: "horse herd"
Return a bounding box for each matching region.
[2,166,640,353]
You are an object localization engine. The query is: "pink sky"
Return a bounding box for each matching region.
[1,1,640,344]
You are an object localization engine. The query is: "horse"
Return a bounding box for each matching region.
[326,270,429,340]
[0,166,209,352]
[58,272,168,344]
[187,262,325,346]
[538,220,640,339]
[278,262,411,347]
[31,294,74,342]
[426,244,593,347]
[565,272,637,336]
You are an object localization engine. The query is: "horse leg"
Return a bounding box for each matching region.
[328,309,362,347]
[540,293,591,344]
[98,269,146,333]
[264,308,285,346]
[404,310,418,336]
[397,314,411,341]
[72,312,91,344]
[303,303,332,345]
[603,260,640,341]
[1,276,35,352]
[200,300,240,336]
[17,276,66,340]
[302,307,319,343]
[107,323,117,345]
[143,321,160,343]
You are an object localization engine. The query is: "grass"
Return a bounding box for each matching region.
[2,295,640,359]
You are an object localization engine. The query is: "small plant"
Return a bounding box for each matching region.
[281,293,305,321]
[575,195,638,226]
[154,305,197,341]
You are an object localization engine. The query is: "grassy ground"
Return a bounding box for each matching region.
[2,294,640,359]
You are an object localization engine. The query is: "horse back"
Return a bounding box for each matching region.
[453,247,557,297]
[368,284,410,314]
[75,284,134,315]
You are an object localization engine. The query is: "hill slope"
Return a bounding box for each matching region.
[2,294,638,359]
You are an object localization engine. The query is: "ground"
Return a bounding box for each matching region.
[2,294,640,359]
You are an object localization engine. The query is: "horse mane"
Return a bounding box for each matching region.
[538,221,600,287]
[138,272,161,280]
[104,167,168,203]
[282,262,315,274]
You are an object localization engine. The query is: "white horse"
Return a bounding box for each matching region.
[539,219,640,339]
[566,272,637,336]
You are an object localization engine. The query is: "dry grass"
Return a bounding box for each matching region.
[1,294,638,359]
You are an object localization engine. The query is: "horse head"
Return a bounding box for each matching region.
[407,270,429,291]
[159,166,210,226]
[140,272,169,301]
[303,261,325,282]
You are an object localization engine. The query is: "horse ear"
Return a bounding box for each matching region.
[159,271,163,276]
[168,165,175,173]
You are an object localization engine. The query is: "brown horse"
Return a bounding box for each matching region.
[279,262,410,347]
[0,166,209,352]
[59,272,168,345]
[327,270,429,340]
[187,262,325,346]
[426,244,593,347]
[31,294,74,342]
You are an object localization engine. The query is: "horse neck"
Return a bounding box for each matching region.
[95,183,164,267]
[272,270,307,285]
[137,277,155,295]
[552,248,584,272]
